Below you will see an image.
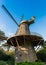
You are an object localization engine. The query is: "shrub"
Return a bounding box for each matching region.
[0,48,15,65]
[16,62,44,65]
[0,49,11,61]
[37,48,46,62]
[7,60,14,65]
[0,61,7,65]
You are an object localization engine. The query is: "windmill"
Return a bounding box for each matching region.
[2,5,44,63]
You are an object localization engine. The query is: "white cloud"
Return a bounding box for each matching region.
[6,32,14,36]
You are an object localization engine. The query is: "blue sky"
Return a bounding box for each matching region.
[0,0,46,40]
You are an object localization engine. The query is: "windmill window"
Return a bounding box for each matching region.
[19,54,22,56]
[19,53,22,57]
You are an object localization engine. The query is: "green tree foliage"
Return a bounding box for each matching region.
[0,61,7,65]
[0,48,11,61]
[37,48,46,62]
[43,41,46,48]
[0,30,5,36]
[0,48,15,65]
[0,30,7,41]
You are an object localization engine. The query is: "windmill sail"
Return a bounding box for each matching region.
[2,5,19,27]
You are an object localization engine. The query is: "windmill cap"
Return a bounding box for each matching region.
[20,20,28,24]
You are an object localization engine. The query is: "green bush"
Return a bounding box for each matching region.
[16,62,44,65]
[0,49,11,61]
[6,55,15,65]
[37,48,46,62]
[0,49,15,65]
[0,60,14,65]
[7,60,14,65]
[0,61,7,65]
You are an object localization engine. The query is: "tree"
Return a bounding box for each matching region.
[0,30,8,53]
[43,41,46,48]
[0,30,7,41]
[37,41,46,62]
[0,30,8,46]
